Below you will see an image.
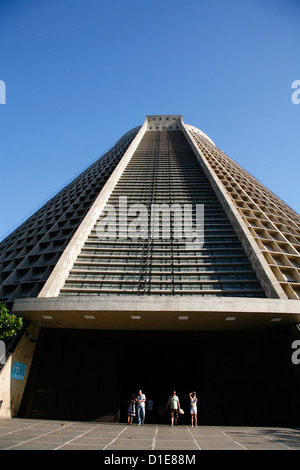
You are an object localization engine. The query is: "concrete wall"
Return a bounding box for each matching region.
[0,322,40,418]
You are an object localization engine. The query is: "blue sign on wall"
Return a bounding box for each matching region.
[11,362,27,381]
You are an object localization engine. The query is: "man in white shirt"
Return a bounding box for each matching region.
[137,389,146,425]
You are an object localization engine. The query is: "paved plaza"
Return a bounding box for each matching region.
[0,418,300,450]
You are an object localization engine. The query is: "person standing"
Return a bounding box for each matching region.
[158,398,165,424]
[189,391,198,427]
[137,389,146,425]
[165,390,181,426]
[146,398,154,424]
[127,394,137,425]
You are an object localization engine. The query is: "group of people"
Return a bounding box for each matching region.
[127,389,147,425]
[127,390,198,427]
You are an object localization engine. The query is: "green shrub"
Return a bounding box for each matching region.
[0,303,23,343]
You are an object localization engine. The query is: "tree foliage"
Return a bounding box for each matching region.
[0,303,23,343]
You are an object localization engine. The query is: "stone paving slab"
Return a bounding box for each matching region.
[0,418,300,451]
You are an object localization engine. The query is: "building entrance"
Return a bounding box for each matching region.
[119,328,300,426]
[119,337,199,425]
[19,327,300,426]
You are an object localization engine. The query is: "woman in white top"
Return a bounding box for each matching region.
[189,391,198,427]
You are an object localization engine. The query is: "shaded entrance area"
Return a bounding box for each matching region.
[119,339,198,425]
[19,327,300,426]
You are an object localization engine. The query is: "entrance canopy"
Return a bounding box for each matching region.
[13,295,300,330]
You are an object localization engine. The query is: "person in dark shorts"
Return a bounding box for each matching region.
[165,390,181,426]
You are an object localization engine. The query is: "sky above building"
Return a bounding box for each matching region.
[0,0,299,240]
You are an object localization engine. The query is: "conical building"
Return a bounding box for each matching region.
[1,115,300,425]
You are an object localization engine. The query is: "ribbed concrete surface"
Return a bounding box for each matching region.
[0,419,300,450]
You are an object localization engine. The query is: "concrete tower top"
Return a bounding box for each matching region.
[145,114,182,131]
[145,114,215,146]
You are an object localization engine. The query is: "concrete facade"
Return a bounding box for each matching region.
[0,115,300,425]
[11,296,300,330]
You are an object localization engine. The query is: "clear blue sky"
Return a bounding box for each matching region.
[0,0,299,240]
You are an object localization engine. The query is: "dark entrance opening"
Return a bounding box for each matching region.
[119,328,300,426]
[120,337,199,425]
[19,327,300,426]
